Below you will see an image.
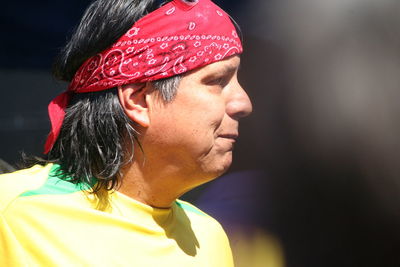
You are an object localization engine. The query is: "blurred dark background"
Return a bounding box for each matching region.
[2,1,400,267]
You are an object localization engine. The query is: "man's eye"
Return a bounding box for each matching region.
[208,77,226,86]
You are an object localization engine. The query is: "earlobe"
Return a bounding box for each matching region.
[118,83,150,127]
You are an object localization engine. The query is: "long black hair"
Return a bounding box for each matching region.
[31,0,182,208]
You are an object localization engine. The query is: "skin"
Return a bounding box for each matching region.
[118,55,252,208]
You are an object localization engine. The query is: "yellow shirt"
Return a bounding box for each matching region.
[0,164,233,267]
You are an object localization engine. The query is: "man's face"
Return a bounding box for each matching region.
[143,55,252,185]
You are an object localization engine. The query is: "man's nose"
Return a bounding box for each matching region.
[226,82,253,120]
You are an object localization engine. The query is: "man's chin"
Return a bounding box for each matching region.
[210,154,233,179]
[193,152,233,183]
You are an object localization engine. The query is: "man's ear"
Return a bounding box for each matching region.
[118,83,151,127]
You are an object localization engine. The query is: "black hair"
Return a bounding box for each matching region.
[27,0,182,208]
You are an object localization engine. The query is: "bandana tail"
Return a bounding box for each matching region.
[44,91,71,154]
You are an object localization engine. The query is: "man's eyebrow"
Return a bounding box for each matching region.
[218,64,239,75]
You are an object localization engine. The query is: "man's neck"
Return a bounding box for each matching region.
[117,161,193,208]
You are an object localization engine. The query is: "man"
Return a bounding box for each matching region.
[0,0,252,266]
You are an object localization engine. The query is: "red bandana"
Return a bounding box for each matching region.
[45,0,243,154]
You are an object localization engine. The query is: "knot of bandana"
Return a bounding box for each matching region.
[45,0,243,154]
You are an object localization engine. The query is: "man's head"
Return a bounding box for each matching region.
[47,0,251,197]
[119,55,251,193]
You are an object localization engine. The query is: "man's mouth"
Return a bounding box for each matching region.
[218,133,238,141]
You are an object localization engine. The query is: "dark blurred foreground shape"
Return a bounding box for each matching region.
[268,1,400,265]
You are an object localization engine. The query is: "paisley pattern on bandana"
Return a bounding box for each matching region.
[45,0,243,153]
[69,0,242,93]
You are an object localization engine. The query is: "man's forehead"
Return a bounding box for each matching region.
[188,55,241,76]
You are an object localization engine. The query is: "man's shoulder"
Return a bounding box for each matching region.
[175,199,226,233]
[0,164,52,211]
[176,199,210,217]
[175,199,233,264]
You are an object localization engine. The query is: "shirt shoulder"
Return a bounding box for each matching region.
[0,164,52,211]
[176,199,218,224]
[175,199,234,266]
[175,199,229,237]
[176,199,210,217]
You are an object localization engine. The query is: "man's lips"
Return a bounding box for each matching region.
[218,133,238,140]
